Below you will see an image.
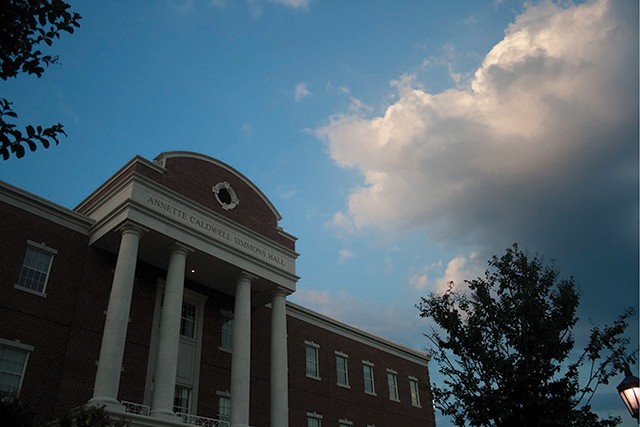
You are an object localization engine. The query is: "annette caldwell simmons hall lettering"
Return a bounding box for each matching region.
[146,195,287,267]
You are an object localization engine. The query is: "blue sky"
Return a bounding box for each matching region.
[1,0,638,425]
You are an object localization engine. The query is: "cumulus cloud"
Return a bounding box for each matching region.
[316,0,638,313]
[294,83,311,102]
[408,253,483,293]
[434,254,483,294]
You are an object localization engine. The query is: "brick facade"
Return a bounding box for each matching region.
[0,152,435,427]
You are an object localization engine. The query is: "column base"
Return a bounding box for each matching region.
[87,396,125,413]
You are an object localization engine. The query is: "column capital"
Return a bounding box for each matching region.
[169,242,194,257]
[234,271,258,284]
[272,286,291,299]
[116,221,148,238]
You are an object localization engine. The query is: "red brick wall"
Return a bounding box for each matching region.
[284,312,435,427]
[0,202,93,423]
[154,157,294,250]
[0,199,433,427]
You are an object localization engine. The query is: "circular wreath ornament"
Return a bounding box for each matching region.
[213,182,239,211]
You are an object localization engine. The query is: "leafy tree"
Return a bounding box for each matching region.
[58,405,130,427]
[0,0,81,160]
[418,244,637,427]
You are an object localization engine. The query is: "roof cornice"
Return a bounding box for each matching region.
[0,180,93,235]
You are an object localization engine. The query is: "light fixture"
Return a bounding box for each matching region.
[617,363,640,421]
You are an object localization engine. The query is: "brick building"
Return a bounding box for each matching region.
[0,152,435,427]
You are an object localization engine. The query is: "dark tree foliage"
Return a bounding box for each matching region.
[0,0,81,160]
[58,405,130,427]
[0,395,35,427]
[418,244,636,427]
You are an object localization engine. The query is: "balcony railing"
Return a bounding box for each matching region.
[121,401,150,416]
[120,402,230,427]
[177,412,230,427]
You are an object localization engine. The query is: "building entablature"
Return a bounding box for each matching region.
[75,152,299,300]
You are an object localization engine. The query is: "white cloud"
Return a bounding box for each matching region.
[463,15,478,25]
[316,0,638,269]
[327,211,356,234]
[409,273,428,291]
[338,248,355,264]
[240,122,254,139]
[348,97,373,114]
[433,254,483,294]
[166,0,194,13]
[270,0,310,9]
[294,82,311,102]
[408,253,482,293]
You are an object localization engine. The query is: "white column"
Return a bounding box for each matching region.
[270,289,289,427]
[89,223,144,410]
[151,243,191,420]
[230,272,255,427]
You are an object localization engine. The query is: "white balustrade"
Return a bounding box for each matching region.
[177,412,230,427]
[120,400,150,416]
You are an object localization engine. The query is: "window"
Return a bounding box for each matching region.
[307,412,322,427]
[220,316,234,352]
[0,341,32,394]
[173,386,191,414]
[217,394,230,422]
[409,377,421,407]
[338,419,353,427]
[16,242,56,295]
[180,302,197,338]
[387,369,399,401]
[363,361,375,395]
[335,352,349,387]
[305,341,320,379]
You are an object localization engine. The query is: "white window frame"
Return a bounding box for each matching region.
[387,368,400,402]
[363,360,376,395]
[0,338,33,395]
[219,311,234,353]
[216,390,231,422]
[307,411,322,427]
[173,385,192,415]
[338,419,353,427]
[409,376,422,408]
[15,241,57,297]
[305,341,321,380]
[180,301,197,338]
[335,351,349,388]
